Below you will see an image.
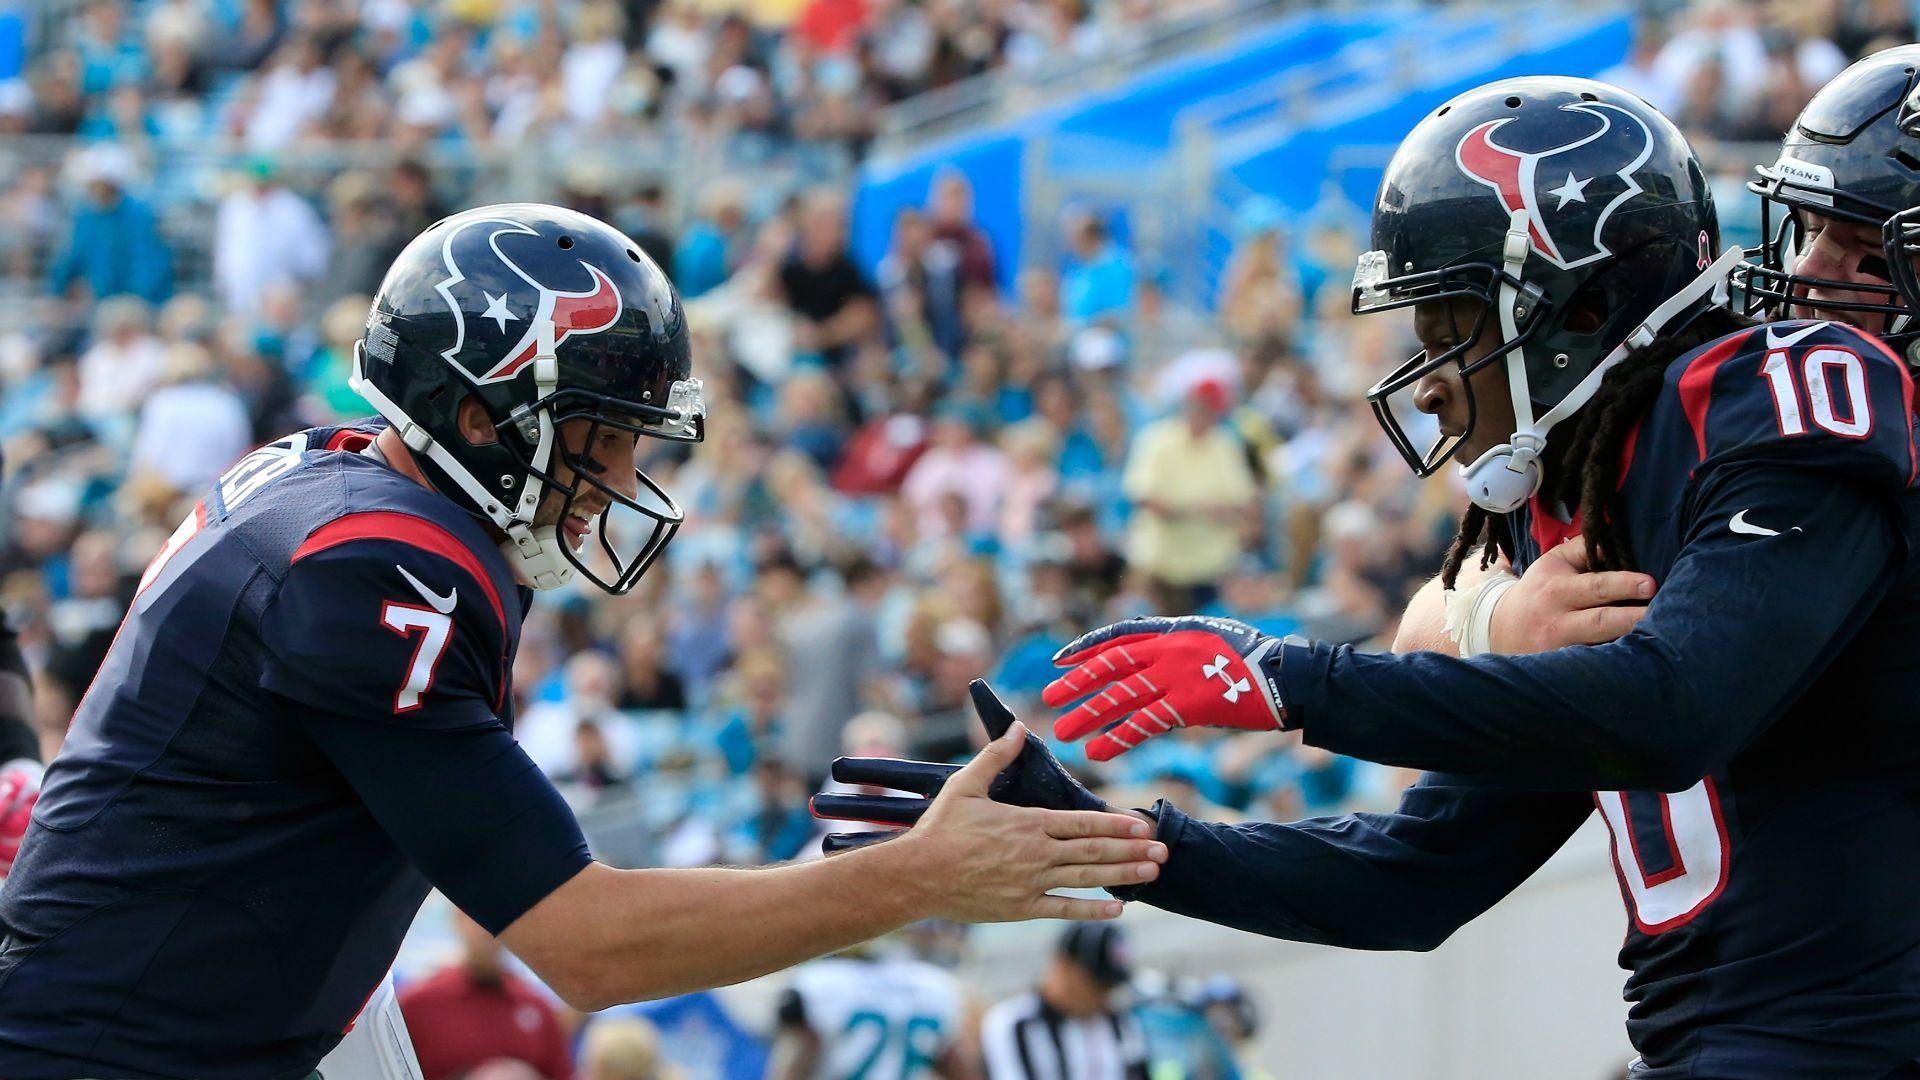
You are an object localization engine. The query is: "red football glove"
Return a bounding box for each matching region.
[0,758,42,881]
[1043,616,1291,761]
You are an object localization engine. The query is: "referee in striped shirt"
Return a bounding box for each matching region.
[981,923,1150,1080]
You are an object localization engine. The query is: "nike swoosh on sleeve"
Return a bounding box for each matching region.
[396,564,458,614]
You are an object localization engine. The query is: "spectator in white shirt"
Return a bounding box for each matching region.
[127,343,251,498]
[563,1,627,128]
[241,35,336,151]
[212,161,328,320]
[76,296,165,423]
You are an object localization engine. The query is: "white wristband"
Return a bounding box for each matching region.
[1442,571,1519,657]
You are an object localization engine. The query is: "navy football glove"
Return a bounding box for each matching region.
[811,679,1108,855]
[1043,616,1292,761]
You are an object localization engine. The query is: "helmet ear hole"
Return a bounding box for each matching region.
[1563,238,1685,339]
[1561,285,1610,335]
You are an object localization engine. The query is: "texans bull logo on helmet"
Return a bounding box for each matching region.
[1454,100,1655,270]
[432,216,625,385]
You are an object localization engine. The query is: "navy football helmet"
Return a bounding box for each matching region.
[1353,76,1730,512]
[352,203,705,593]
[1879,63,1920,356]
[1744,46,1920,352]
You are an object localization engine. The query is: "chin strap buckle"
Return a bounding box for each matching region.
[1504,430,1545,475]
[1502,209,1532,266]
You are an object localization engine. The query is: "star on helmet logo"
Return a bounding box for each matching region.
[432,217,626,385]
[481,291,516,333]
[1453,101,1655,270]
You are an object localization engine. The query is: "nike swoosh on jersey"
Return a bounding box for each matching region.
[1728,510,1781,537]
[396,564,457,614]
[1763,321,1829,351]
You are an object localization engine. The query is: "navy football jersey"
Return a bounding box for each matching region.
[0,422,591,1079]
[1133,321,1920,1076]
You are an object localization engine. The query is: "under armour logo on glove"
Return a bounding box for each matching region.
[1044,616,1291,761]
[1201,655,1251,702]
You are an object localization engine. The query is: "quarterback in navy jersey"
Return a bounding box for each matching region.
[0,205,1163,1078]
[818,70,1920,1078]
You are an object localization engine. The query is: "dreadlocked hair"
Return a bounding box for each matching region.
[1437,304,1757,589]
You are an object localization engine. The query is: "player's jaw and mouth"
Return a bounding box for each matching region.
[541,419,643,550]
[528,459,610,549]
[1789,216,1907,332]
[563,512,594,546]
[1410,330,1512,467]
[1793,287,1902,333]
[536,492,604,550]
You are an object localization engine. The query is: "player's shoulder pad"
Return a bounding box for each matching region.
[302,416,388,455]
[287,507,515,641]
[1665,319,1918,489]
[261,509,516,725]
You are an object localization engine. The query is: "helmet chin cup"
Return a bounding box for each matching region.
[1459,434,1544,514]
[502,523,576,591]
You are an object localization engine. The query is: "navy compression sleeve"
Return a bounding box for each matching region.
[294,706,593,934]
[1114,777,1592,950]
[1278,466,1903,791]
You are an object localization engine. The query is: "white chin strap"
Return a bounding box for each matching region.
[351,319,577,591]
[1458,214,1743,514]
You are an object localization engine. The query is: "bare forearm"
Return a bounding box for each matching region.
[1393,572,1453,654]
[507,842,935,1010]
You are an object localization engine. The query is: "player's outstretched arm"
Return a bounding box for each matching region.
[1049,466,1900,791]
[810,682,1589,953]
[500,721,1164,1012]
[1111,777,1592,951]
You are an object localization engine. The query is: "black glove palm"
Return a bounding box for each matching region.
[810,680,1107,855]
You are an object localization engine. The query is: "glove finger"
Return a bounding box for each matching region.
[1084,699,1187,762]
[808,793,931,827]
[1042,641,1158,708]
[1052,672,1167,743]
[968,679,1017,740]
[821,831,899,857]
[829,756,960,795]
[1052,620,1177,666]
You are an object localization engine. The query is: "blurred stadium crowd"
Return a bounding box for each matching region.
[1,0,1916,1075]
